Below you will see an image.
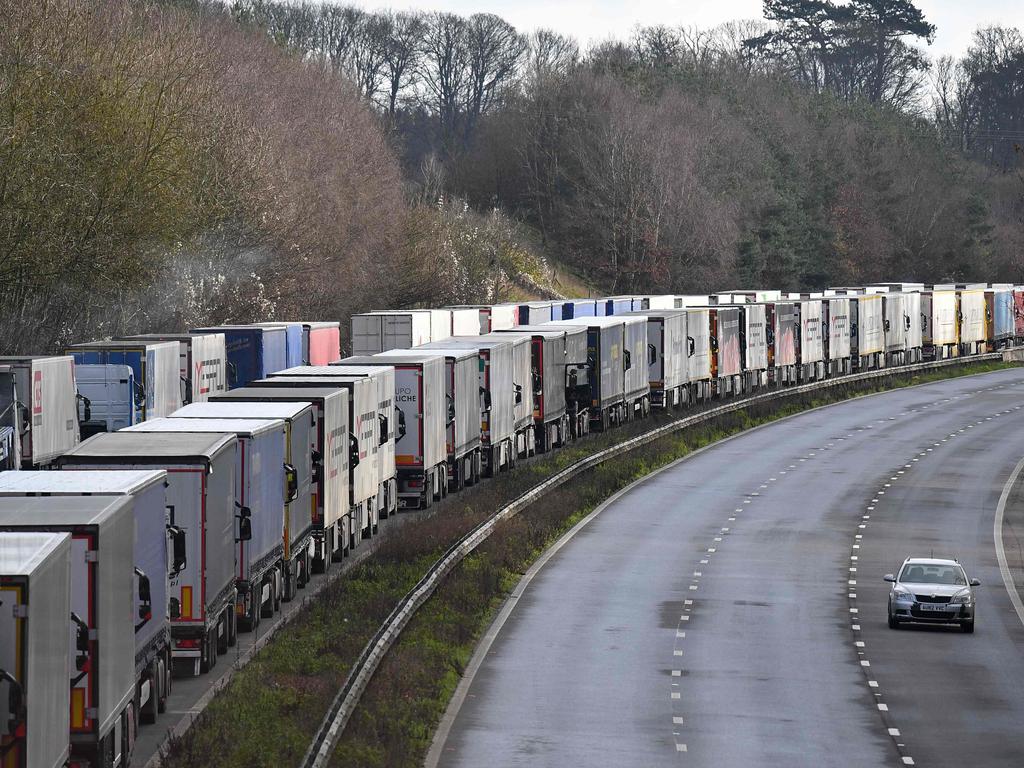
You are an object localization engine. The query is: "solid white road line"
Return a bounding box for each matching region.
[993,455,1024,628]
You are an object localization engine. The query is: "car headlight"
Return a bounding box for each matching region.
[949,589,973,605]
[892,587,914,602]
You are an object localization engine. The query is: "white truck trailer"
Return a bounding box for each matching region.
[124,418,289,634]
[0,356,81,468]
[170,402,317,600]
[57,431,237,678]
[210,385,350,566]
[0,469,179,727]
[0,531,72,768]
[0,495,135,768]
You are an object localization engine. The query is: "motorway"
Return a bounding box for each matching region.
[432,368,1024,768]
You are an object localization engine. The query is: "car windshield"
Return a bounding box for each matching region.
[899,563,967,585]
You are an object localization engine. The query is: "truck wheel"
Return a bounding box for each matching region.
[261,579,275,619]
[227,606,237,648]
[141,659,160,724]
[158,653,171,712]
[200,630,216,673]
[217,612,229,655]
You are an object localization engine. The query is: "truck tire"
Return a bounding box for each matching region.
[261,579,275,619]
[217,612,229,655]
[141,659,160,724]
[158,652,170,713]
[227,607,237,648]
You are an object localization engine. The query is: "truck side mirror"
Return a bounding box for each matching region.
[513,384,523,405]
[169,597,181,620]
[687,337,695,357]
[235,505,252,542]
[647,344,657,366]
[71,612,89,671]
[167,525,187,577]
[378,413,389,444]
[284,463,298,503]
[532,371,542,397]
[349,434,360,469]
[446,393,456,424]
[181,375,191,405]
[133,379,147,410]
[76,392,92,423]
[904,315,911,331]
[883,319,891,332]
[0,670,24,734]
[623,349,632,371]
[135,567,152,629]
[227,361,238,388]
[394,406,407,440]
[479,387,492,410]
[311,449,323,484]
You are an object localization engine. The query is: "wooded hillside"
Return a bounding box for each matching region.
[2,0,1022,352]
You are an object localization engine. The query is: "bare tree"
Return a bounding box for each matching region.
[349,11,390,101]
[381,10,425,116]
[463,13,526,139]
[418,11,469,154]
[524,28,579,85]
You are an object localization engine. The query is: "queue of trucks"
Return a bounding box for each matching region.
[2,284,1024,767]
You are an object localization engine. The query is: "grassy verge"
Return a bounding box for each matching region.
[329,359,1017,767]
[159,360,1014,768]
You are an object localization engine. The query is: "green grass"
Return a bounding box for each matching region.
[158,359,1017,768]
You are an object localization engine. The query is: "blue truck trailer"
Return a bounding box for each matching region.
[191,325,288,389]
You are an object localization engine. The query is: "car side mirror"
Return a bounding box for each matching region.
[883,574,896,582]
[970,578,981,586]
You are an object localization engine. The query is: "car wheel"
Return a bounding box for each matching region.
[887,608,898,629]
[961,620,975,634]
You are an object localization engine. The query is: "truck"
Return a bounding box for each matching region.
[300,322,341,365]
[544,318,627,430]
[881,292,909,366]
[560,299,597,319]
[773,301,799,384]
[0,470,178,727]
[741,303,770,391]
[710,306,742,395]
[621,311,688,408]
[0,531,72,768]
[350,311,433,355]
[449,309,483,337]
[957,289,988,355]
[1015,288,1024,344]
[259,372,379,543]
[120,333,228,405]
[333,355,447,509]
[57,431,237,678]
[682,308,713,401]
[517,302,554,325]
[484,333,536,456]
[825,298,853,375]
[210,385,350,567]
[249,323,303,369]
[170,402,317,597]
[0,495,135,768]
[66,340,182,423]
[445,304,519,334]
[0,357,81,470]
[73,364,138,437]
[602,297,635,315]
[415,338,516,473]
[851,294,885,370]
[985,288,1015,350]
[922,290,959,359]
[191,325,288,389]
[495,326,580,449]
[373,349,482,489]
[123,418,290,633]
[798,299,825,381]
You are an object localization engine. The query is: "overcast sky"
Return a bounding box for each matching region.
[349,0,1024,59]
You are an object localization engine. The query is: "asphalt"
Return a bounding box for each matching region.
[434,367,1024,768]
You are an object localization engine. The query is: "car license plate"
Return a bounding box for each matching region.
[919,603,950,612]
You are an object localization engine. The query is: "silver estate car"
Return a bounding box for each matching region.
[885,558,980,633]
